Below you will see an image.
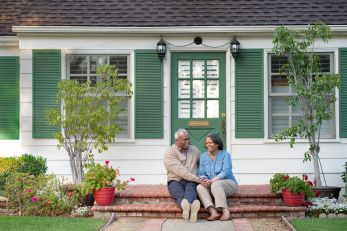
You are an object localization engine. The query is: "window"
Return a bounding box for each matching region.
[67,55,130,139]
[268,53,335,139]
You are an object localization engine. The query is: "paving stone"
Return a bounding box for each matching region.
[162,219,234,231]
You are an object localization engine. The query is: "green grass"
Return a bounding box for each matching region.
[291,218,347,231]
[0,216,105,231]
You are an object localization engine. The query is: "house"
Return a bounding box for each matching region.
[0,0,346,189]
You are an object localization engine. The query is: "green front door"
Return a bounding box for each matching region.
[171,52,226,151]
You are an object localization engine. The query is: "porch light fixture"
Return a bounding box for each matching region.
[230,37,240,60]
[156,36,167,63]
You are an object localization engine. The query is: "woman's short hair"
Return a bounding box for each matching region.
[206,134,224,150]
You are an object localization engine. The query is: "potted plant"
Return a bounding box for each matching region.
[272,21,341,196]
[270,173,314,206]
[81,160,134,206]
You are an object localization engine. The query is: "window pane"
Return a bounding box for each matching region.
[320,119,335,138]
[271,75,289,93]
[207,100,219,118]
[271,116,289,136]
[193,60,205,78]
[70,75,87,84]
[318,54,331,73]
[178,100,190,118]
[90,56,107,74]
[110,56,128,78]
[192,100,205,118]
[114,100,130,139]
[207,60,219,78]
[207,80,219,98]
[292,103,303,115]
[193,80,205,98]
[69,56,87,74]
[178,61,190,78]
[271,56,287,73]
[178,80,190,98]
[271,97,289,115]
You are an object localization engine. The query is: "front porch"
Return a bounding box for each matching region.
[92,184,305,220]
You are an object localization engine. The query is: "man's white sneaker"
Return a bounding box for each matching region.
[181,199,190,220]
[190,199,200,223]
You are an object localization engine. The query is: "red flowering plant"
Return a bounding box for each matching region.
[270,173,314,199]
[81,160,135,195]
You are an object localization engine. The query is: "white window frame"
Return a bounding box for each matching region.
[265,50,338,141]
[62,50,134,142]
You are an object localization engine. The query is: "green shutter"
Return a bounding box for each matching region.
[32,50,61,138]
[339,48,347,138]
[0,57,19,139]
[135,50,163,138]
[235,49,264,138]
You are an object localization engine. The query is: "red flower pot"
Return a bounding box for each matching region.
[93,187,115,206]
[282,189,304,206]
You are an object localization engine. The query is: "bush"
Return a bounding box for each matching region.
[4,172,80,216]
[17,154,47,176]
[0,157,22,174]
[0,157,21,196]
[0,154,47,196]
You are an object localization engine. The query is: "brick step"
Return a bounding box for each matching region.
[115,197,283,205]
[92,203,305,219]
[115,184,282,205]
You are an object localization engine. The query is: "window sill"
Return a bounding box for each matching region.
[263,138,341,144]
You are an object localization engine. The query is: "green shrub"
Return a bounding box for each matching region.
[0,157,21,196]
[17,153,47,176]
[4,173,80,216]
[0,154,47,196]
[0,157,21,174]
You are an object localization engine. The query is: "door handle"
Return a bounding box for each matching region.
[221,113,226,139]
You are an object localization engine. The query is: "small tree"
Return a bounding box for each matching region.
[273,21,340,187]
[47,64,132,184]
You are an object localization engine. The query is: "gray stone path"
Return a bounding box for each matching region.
[104,217,235,231]
[162,219,234,231]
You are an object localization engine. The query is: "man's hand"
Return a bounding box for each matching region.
[201,179,212,188]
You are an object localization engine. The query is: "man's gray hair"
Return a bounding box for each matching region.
[174,128,189,140]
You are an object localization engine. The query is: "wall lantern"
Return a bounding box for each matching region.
[230,37,240,60]
[156,36,167,63]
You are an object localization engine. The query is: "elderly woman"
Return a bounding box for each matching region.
[197,134,238,221]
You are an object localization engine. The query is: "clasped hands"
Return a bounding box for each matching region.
[199,177,212,188]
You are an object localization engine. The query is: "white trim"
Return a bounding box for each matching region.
[226,47,231,152]
[12,25,347,34]
[264,49,272,141]
[0,36,18,46]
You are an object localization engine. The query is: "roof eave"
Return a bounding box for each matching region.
[12,25,347,35]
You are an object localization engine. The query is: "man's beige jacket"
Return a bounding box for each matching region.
[164,144,200,183]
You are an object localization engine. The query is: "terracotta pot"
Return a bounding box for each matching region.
[282,189,304,207]
[93,187,115,206]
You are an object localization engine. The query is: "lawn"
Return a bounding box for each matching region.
[0,216,105,231]
[291,218,347,231]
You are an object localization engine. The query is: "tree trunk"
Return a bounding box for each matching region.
[312,147,322,187]
[69,151,84,184]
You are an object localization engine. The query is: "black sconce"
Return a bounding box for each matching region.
[156,36,167,63]
[230,37,240,60]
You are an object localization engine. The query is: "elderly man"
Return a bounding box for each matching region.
[164,128,202,223]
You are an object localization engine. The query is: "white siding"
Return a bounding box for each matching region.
[0,33,345,199]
